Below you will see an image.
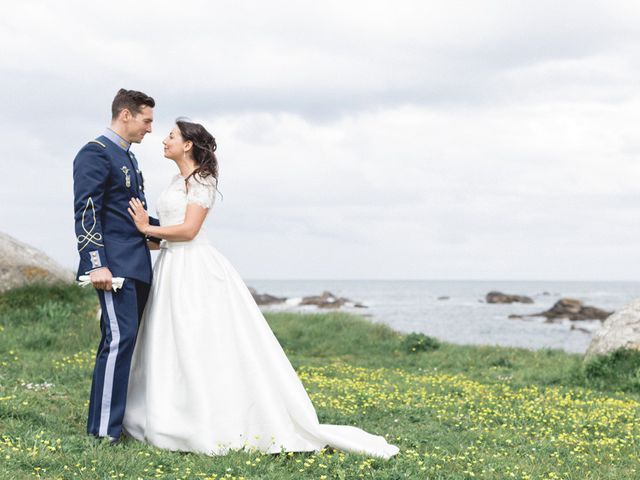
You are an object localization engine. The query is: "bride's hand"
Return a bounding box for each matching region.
[128,198,150,234]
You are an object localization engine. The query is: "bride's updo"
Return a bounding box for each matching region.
[176,118,220,193]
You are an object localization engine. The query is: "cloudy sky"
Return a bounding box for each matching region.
[2,1,640,280]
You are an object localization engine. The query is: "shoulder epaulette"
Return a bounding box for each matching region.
[88,139,106,148]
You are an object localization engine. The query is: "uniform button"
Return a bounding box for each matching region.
[139,186,142,190]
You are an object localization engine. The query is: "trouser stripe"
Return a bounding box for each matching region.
[99,291,121,437]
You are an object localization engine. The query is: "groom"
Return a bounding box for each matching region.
[73,88,159,444]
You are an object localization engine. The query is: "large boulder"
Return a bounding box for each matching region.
[539,298,612,322]
[486,291,534,304]
[0,232,74,292]
[586,299,640,358]
[509,298,612,322]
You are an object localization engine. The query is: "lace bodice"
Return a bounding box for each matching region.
[156,174,216,233]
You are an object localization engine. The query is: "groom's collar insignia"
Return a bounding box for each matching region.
[103,128,131,151]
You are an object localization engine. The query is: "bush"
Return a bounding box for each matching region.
[580,349,640,393]
[402,332,440,353]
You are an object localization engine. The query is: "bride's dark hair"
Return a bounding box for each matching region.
[176,118,221,197]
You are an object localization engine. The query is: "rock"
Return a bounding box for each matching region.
[509,298,612,323]
[0,232,74,292]
[538,298,612,322]
[248,287,286,306]
[586,299,640,358]
[294,291,367,309]
[437,296,450,301]
[300,291,349,309]
[547,298,582,315]
[486,291,534,304]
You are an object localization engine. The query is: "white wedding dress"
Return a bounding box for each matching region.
[122,174,399,459]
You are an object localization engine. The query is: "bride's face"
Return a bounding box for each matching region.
[163,127,188,160]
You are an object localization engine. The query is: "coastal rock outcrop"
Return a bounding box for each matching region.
[248,288,368,309]
[510,298,612,322]
[486,291,534,304]
[539,298,612,322]
[248,287,287,306]
[300,291,355,309]
[0,232,74,292]
[586,299,640,357]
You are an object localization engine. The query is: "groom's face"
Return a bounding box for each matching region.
[127,106,154,144]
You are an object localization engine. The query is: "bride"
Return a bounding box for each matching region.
[123,118,399,459]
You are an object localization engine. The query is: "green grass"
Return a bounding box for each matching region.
[1,283,639,479]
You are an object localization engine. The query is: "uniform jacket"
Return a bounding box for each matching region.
[73,132,159,283]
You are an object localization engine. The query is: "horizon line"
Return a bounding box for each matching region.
[244,278,640,283]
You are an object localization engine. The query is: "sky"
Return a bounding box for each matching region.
[2,1,640,280]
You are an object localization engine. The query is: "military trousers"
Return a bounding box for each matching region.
[87,278,150,438]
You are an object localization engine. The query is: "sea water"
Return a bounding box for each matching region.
[247,279,640,353]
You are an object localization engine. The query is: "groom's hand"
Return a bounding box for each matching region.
[89,267,113,291]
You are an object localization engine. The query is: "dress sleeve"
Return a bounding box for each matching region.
[186,174,216,209]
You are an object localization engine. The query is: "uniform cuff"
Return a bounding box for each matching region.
[85,266,108,274]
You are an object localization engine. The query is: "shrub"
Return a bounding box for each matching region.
[402,332,440,353]
[581,348,640,393]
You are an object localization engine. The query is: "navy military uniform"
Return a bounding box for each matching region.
[73,128,159,439]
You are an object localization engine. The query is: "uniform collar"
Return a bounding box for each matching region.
[103,128,131,151]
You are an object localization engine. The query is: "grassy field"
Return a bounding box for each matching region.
[1,283,639,479]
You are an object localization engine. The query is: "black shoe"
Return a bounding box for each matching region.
[108,436,121,446]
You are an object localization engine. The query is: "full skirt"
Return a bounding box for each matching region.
[123,240,399,459]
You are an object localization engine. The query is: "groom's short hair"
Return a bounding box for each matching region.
[111,88,155,120]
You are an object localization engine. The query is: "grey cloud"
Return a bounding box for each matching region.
[4,2,640,279]
[4,3,640,123]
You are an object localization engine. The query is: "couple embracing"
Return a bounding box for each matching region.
[72,88,399,458]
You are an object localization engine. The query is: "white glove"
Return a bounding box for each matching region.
[77,275,125,292]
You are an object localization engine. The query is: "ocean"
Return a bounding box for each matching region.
[247,280,640,354]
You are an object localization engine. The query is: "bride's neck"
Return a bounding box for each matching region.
[175,157,197,178]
